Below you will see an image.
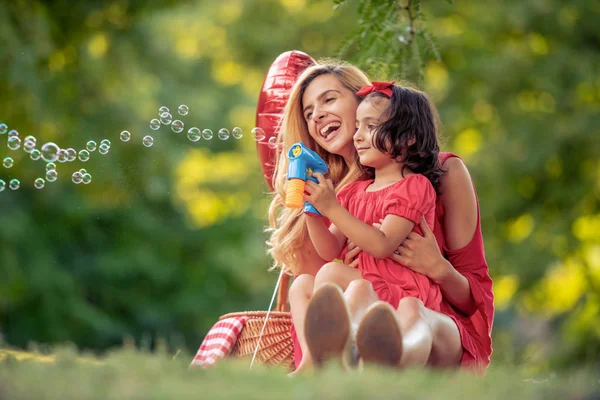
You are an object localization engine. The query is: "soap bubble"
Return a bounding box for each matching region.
[171,120,184,133]
[143,135,154,147]
[72,171,83,184]
[78,150,90,162]
[41,142,60,162]
[66,148,77,162]
[86,140,97,152]
[34,178,45,190]
[99,144,109,155]
[159,106,169,115]
[8,136,21,150]
[232,127,243,139]
[268,136,278,149]
[218,128,230,140]
[30,149,41,161]
[24,135,36,143]
[79,169,87,175]
[250,127,266,141]
[187,127,201,142]
[57,149,68,163]
[100,139,111,148]
[0,179,4,192]
[160,112,172,125]
[0,123,7,134]
[178,104,189,116]
[202,129,213,140]
[46,163,56,172]
[9,179,20,190]
[3,157,14,168]
[120,130,131,142]
[24,140,36,153]
[82,173,92,185]
[8,130,19,138]
[46,169,58,182]
[150,119,161,131]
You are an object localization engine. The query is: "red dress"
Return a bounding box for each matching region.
[290,153,494,373]
[336,175,441,310]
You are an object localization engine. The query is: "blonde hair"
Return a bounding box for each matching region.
[266,60,371,275]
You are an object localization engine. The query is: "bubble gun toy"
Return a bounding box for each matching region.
[284,142,329,217]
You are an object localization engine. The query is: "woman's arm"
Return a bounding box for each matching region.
[306,216,345,261]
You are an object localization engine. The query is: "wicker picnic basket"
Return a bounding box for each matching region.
[218,274,294,370]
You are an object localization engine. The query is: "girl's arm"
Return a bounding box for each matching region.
[326,205,414,259]
[305,216,346,261]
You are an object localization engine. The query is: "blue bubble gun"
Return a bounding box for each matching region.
[284,142,329,217]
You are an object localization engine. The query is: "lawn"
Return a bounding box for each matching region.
[0,346,598,399]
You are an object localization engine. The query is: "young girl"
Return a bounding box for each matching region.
[299,81,446,367]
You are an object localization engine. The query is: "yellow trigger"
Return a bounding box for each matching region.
[307,168,313,175]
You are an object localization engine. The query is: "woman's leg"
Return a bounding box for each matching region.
[288,274,315,373]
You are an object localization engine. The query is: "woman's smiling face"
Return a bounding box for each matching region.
[301,74,360,162]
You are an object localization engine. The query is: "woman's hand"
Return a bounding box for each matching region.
[344,241,361,268]
[373,217,449,282]
[304,173,338,216]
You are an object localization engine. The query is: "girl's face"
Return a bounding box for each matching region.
[301,74,360,163]
[353,98,392,169]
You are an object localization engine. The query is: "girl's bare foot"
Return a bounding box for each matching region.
[356,301,403,367]
[304,283,353,369]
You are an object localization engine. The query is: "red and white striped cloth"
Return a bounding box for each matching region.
[190,316,249,368]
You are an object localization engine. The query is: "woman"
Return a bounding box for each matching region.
[264,56,494,374]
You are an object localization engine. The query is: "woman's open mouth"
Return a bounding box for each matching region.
[319,122,341,142]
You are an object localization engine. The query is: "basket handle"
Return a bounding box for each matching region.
[275,273,290,312]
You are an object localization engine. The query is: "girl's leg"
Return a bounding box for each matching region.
[288,274,315,374]
[313,261,362,290]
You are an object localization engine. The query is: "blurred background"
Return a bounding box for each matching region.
[0,0,598,374]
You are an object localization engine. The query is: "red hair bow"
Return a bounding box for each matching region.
[356,81,395,97]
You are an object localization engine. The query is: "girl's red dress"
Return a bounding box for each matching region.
[290,152,494,373]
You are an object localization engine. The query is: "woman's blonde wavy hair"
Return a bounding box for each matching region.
[266,60,371,276]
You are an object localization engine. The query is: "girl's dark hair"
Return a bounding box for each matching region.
[363,85,445,194]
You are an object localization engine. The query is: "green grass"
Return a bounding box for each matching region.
[0,346,598,400]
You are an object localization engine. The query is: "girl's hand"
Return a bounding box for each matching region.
[373,217,448,281]
[304,173,338,215]
[344,241,361,268]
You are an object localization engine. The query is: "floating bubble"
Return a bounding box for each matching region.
[160,112,172,125]
[9,179,20,190]
[3,157,14,168]
[24,135,36,144]
[202,129,213,140]
[46,169,58,182]
[34,178,45,190]
[250,127,266,141]
[99,144,109,155]
[150,119,161,131]
[66,148,77,162]
[232,127,243,139]
[82,173,92,185]
[46,163,56,172]
[78,150,90,162]
[86,140,97,152]
[8,130,19,138]
[24,140,36,153]
[8,136,21,150]
[100,139,111,148]
[72,171,83,184]
[218,128,230,140]
[41,142,60,163]
[120,131,131,142]
[178,104,189,116]
[0,123,7,134]
[79,169,87,175]
[171,120,184,133]
[30,149,41,161]
[57,149,68,163]
[159,106,169,115]
[0,179,4,192]
[143,135,154,147]
[268,136,278,149]
[187,127,201,142]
